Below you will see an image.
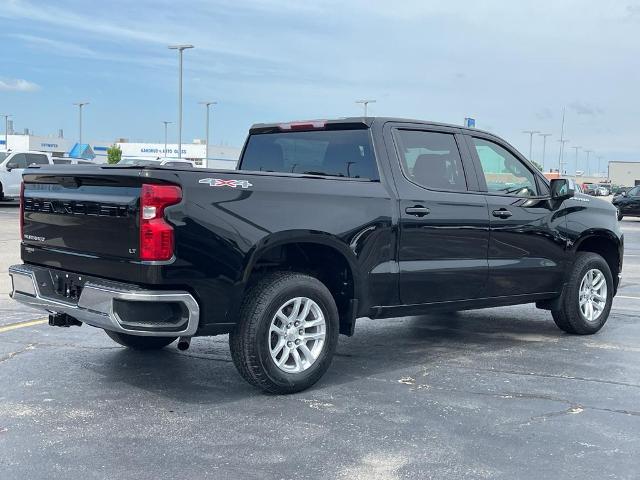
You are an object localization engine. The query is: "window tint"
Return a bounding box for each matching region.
[473,138,538,197]
[241,129,378,180]
[53,158,72,164]
[395,130,467,191]
[0,152,8,162]
[628,186,640,196]
[9,153,27,168]
[26,154,49,165]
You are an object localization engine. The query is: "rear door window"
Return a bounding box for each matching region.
[394,130,467,191]
[241,129,379,180]
[26,154,49,166]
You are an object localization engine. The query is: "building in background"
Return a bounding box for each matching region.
[1,131,240,169]
[608,161,640,187]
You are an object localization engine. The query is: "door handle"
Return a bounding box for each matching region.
[405,205,430,217]
[492,208,512,218]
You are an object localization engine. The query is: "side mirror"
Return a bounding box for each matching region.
[5,162,18,172]
[622,191,628,197]
[550,178,575,200]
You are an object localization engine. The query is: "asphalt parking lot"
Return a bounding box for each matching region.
[0,201,639,480]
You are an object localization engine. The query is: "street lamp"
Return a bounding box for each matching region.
[162,121,172,156]
[522,130,540,161]
[168,44,194,158]
[1,114,11,151]
[73,102,89,145]
[583,150,593,176]
[557,138,570,173]
[538,133,552,171]
[355,99,376,117]
[198,101,217,162]
[571,146,582,179]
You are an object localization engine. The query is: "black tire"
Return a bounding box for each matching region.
[104,330,177,350]
[229,272,339,394]
[551,252,613,335]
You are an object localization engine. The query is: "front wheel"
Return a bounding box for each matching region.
[551,252,613,335]
[104,330,177,350]
[229,272,339,394]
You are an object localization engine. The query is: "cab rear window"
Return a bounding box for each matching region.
[240,130,379,180]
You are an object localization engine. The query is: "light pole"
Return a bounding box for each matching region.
[557,138,570,174]
[168,44,194,158]
[538,133,552,171]
[162,121,172,156]
[355,99,376,117]
[597,155,604,178]
[522,130,540,161]
[584,149,593,176]
[557,107,566,172]
[73,102,89,145]
[571,146,581,179]
[1,114,11,151]
[198,101,217,161]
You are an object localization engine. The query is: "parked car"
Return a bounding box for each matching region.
[9,117,623,393]
[119,157,194,167]
[582,183,597,195]
[0,150,52,199]
[612,185,640,220]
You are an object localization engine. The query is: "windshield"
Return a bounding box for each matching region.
[0,152,8,162]
[240,129,379,180]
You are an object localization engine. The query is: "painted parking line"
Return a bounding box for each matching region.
[0,318,47,333]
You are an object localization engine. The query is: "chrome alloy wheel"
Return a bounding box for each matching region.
[579,268,607,322]
[268,297,326,373]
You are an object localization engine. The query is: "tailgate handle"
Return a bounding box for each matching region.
[405,205,430,217]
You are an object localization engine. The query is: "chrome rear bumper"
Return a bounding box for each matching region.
[9,264,199,337]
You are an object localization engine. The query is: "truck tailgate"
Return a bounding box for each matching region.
[22,170,143,261]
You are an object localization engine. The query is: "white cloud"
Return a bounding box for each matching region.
[0,78,40,92]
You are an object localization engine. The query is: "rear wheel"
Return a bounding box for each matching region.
[552,252,613,335]
[104,330,177,350]
[229,272,339,394]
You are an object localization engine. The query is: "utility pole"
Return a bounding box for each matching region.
[198,101,217,162]
[584,149,593,176]
[597,155,604,178]
[162,121,172,156]
[522,130,540,160]
[0,114,11,151]
[355,99,376,117]
[168,44,194,158]
[73,102,89,145]
[538,133,552,171]
[571,146,582,179]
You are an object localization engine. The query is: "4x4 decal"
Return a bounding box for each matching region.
[199,178,253,189]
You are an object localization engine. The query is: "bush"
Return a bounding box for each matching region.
[107,144,122,164]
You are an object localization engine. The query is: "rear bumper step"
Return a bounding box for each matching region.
[9,264,199,337]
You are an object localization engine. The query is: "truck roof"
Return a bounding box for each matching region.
[249,117,495,137]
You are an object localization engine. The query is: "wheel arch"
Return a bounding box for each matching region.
[238,230,364,336]
[573,230,622,293]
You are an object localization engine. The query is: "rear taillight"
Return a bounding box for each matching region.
[139,183,182,261]
[19,181,24,240]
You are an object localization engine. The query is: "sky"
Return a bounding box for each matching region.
[1,0,639,172]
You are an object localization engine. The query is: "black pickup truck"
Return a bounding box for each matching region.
[9,117,623,393]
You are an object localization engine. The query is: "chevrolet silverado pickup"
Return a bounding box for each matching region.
[9,117,623,393]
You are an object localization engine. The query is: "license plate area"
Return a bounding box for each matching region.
[31,268,88,304]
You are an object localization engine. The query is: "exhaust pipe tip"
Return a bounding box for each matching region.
[177,336,191,351]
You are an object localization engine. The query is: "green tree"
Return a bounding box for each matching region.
[530,160,543,171]
[107,144,122,164]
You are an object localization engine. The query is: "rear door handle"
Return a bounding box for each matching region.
[492,208,512,218]
[405,205,430,217]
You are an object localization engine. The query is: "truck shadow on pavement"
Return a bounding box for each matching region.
[81,306,577,403]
